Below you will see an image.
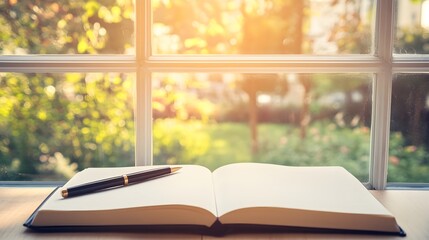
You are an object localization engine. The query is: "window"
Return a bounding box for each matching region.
[1,0,428,188]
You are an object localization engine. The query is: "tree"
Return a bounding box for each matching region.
[239,74,288,152]
[153,0,297,152]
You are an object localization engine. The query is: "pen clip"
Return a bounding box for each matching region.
[123,175,129,186]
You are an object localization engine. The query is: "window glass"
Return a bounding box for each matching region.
[152,0,375,54]
[0,72,135,181]
[394,0,429,54]
[0,1,135,54]
[389,73,429,183]
[152,72,372,181]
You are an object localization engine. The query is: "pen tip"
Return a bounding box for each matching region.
[61,189,69,198]
[170,167,182,173]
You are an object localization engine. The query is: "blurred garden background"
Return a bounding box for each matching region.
[1,0,428,182]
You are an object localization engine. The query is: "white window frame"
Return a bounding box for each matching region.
[0,0,428,189]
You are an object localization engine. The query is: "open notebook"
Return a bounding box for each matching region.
[24,163,405,236]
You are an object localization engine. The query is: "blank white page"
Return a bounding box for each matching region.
[212,163,393,218]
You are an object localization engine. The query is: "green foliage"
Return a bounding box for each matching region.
[152,119,429,183]
[0,0,134,54]
[153,119,252,171]
[329,1,374,54]
[388,132,429,183]
[256,122,371,181]
[395,25,429,54]
[153,0,234,54]
[0,73,135,181]
[152,74,217,122]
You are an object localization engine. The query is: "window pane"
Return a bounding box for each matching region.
[394,0,429,54]
[0,1,135,55]
[152,0,375,55]
[152,72,372,181]
[389,73,429,183]
[0,72,135,181]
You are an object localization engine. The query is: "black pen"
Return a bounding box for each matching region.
[61,166,181,198]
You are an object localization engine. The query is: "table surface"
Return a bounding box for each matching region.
[1,187,428,239]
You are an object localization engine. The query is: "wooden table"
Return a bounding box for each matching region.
[1,188,428,239]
